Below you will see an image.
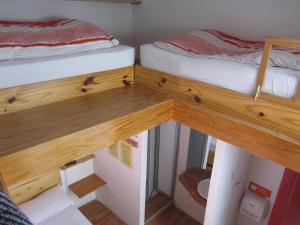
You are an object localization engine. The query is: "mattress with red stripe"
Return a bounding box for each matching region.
[154,29,300,72]
[0,18,119,60]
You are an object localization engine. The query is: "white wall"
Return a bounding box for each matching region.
[236,156,285,225]
[204,141,253,225]
[2,0,300,49]
[94,132,148,225]
[133,0,300,49]
[0,0,133,44]
[60,158,97,207]
[174,125,206,224]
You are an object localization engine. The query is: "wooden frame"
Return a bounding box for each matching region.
[255,37,300,109]
[135,66,300,142]
[0,67,134,115]
[0,37,299,204]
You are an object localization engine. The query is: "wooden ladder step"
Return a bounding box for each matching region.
[69,174,106,198]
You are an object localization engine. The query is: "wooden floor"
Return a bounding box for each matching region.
[145,193,170,221]
[147,204,202,225]
[79,200,126,225]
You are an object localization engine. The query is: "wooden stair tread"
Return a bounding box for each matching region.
[69,174,106,198]
[79,200,126,225]
[179,168,211,207]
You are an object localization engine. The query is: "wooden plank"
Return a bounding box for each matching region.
[173,100,300,172]
[147,204,201,225]
[260,92,300,109]
[11,170,60,205]
[178,168,211,207]
[135,66,300,142]
[79,200,126,225]
[69,174,105,198]
[145,194,170,221]
[0,66,134,115]
[0,86,173,191]
[265,37,300,49]
[295,81,300,102]
[255,42,272,100]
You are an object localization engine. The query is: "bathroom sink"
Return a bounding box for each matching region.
[197,178,211,200]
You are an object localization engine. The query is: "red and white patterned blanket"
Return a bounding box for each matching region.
[0,18,119,60]
[155,29,300,71]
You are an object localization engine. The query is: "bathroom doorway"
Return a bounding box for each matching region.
[186,128,217,171]
[144,121,179,222]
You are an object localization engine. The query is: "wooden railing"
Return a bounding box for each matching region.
[255,37,300,109]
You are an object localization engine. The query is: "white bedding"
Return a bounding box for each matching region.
[141,44,299,98]
[20,185,92,225]
[37,206,92,225]
[0,45,134,89]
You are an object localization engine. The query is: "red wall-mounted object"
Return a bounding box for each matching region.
[268,168,300,225]
[248,181,272,199]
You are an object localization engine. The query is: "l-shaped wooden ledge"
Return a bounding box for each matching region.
[0,66,299,204]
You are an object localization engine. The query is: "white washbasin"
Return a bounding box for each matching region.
[197,178,211,200]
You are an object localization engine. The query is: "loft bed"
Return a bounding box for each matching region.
[0,18,136,204]
[0,27,299,208]
[136,34,300,167]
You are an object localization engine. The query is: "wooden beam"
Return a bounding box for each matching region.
[255,42,272,100]
[265,37,300,49]
[8,170,60,204]
[0,67,134,115]
[135,66,300,142]
[173,100,300,172]
[295,81,300,102]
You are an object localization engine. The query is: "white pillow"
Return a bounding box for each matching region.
[19,185,73,224]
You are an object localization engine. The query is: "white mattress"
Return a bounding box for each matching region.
[0,45,134,89]
[37,206,92,225]
[141,44,299,98]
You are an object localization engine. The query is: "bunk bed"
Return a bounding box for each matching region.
[136,33,300,173]
[0,18,136,204]
[0,24,299,210]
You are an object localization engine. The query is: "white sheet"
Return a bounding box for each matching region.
[0,45,134,89]
[19,185,73,224]
[141,44,299,98]
[37,206,92,225]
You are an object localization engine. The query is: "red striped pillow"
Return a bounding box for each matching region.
[0,18,119,60]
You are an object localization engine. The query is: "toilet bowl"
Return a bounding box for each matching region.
[197,178,211,200]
